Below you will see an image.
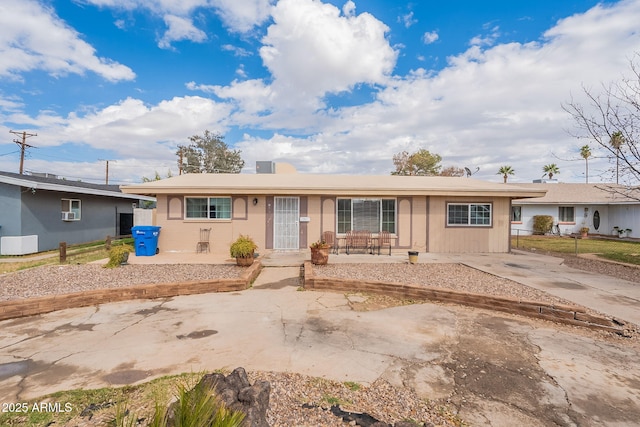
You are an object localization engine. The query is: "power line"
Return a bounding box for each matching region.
[0,150,20,157]
[9,130,37,174]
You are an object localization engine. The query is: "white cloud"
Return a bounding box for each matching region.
[158,14,208,48]
[1,95,232,166]
[254,0,396,112]
[470,26,500,47]
[422,31,439,44]
[5,0,640,185]
[187,0,398,129]
[343,1,356,17]
[82,0,273,47]
[399,11,417,28]
[0,0,135,82]
[233,0,640,181]
[211,0,273,33]
[221,44,252,57]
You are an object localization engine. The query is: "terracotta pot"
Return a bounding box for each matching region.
[311,247,330,265]
[235,255,254,266]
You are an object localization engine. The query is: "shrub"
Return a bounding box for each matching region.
[104,244,133,268]
[532,215,553,235]
[229,235,257,258]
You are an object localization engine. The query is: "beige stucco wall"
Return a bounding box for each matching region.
[152,194,511,255]
[155,195,268,255]
[427,196,510,253]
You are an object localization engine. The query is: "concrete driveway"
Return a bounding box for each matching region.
[1,261,639,426]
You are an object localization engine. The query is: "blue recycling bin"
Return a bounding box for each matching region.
[131,226,161,256]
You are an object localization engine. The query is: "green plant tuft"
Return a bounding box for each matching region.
[104,244,133,268]
[343,381,361,391]
[229,235,257,258]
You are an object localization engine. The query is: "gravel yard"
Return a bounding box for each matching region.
[313,262,577,305]
[0,264,245,301]
[560,254,640,283]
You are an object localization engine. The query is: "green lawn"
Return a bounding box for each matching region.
[512,235,640,265]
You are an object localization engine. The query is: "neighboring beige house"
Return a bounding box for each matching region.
[121,171,545,254]
[511,183,640,238]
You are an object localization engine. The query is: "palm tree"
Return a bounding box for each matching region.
[609,131,625,184]
[579,145,591,183]
[542,163,560,180]
[497,165,515,183]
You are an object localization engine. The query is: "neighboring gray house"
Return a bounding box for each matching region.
[511,183,640,238]
[0,171,155,255]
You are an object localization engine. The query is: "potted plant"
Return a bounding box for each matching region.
[616,227,629,238]
[579,226,589,238]
[310,240,331,265]
[625,228,633,237]
[230,235,257,266]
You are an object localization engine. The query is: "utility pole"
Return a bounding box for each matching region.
[10,130,37,174]
[99,159,116,185]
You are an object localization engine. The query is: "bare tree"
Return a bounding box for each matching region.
[439,166,466,177]
[563,53,640,199]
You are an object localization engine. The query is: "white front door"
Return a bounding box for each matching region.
[274,197,299,250]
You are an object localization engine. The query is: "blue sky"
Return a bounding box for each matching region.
[1,0,638,184]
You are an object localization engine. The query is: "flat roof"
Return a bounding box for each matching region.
[121,173,547,199]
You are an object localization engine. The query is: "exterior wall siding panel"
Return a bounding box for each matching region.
[428,196,509,253]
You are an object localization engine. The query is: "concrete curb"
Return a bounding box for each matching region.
[0,260,262,321]
[303,261,628,335]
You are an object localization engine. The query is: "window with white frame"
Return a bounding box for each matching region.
[185,197,231,219]
[337,198,396,233]
[61,199,81,220]
[447,203,492,226]
[558,206,575,223]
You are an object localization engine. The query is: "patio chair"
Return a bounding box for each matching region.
[196,228,211,253]
[322,230,339,254]
[345,230,354,254]
[378,230,392,255]
[347,230,372,254]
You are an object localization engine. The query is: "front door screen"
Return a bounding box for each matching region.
[274,197,299,250]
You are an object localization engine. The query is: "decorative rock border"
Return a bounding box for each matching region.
[303,261,628,336]
[0,261,262,321]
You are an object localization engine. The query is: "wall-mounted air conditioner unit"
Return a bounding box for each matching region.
[61,211,76,221]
